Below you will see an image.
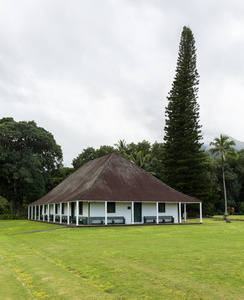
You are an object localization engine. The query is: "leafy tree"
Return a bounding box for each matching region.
[164,26,210,203]
[72,145,114,170]
[150,142,165,181]
[209,135,238,217]
[72,147,97,170]
[135,140,151,155]
[96,145,114,158]
[0,118,63,214]
[46,167,74,191]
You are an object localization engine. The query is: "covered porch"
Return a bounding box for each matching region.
[28,200,203,226]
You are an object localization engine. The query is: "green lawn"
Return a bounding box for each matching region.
[0,219,244,299]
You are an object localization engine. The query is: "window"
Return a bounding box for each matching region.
[107,202,115,213]
[79,202,83,215]
[44,205,46,214]
[158,203,165,213]
[55,204,58,214]
[62,203,65,214]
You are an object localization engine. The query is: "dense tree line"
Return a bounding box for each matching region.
[0,122,243,216]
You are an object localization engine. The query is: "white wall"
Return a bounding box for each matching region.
[41,201,178,224]
[141,203,178,224]
[89,201,178,224]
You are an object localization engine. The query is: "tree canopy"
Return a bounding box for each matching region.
[0,118,63,214]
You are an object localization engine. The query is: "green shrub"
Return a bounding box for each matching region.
[239,202,244,214]
[0,214,26,220]
[0,196,10,214]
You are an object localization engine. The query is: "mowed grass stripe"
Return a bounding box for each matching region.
[0,234,114,299]
[1,220,244,299]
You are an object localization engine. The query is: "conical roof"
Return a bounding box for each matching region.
[30,152,201,205]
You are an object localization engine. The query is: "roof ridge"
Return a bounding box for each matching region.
[77,152,115,199]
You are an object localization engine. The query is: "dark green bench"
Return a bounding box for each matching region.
[69,216,88,225]
[54,215,60,222]
[89,216,125,225]
[144,216,157,223]
[107,216,125,224]
[90,217,105,225]
[162,216,174,223]
[144,216,174,224]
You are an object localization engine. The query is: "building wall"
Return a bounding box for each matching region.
[40,201,179,224]
[89,201,178,224]
[142,202,178,223]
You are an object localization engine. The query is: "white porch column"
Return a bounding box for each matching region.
[184,203,186,223]
[76,201,79,226]
[35,206,37,220]
[178,203,182,224]
[156,202,159,224]
[38,205,40,221]
[53,203,56,223]
[31,206,33,219]
[47,204,50,222]
[67,202,70,225]
[131,202,134,224]
[200,202,202,224]
[28,206,30,220]
[43,205,45,221]
[105,201,107,225]
[60,203,62,224]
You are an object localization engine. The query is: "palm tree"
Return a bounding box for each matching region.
[209,135,238,218]
[114,139,129,158]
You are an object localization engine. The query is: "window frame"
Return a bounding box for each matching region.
[79,202,83,215]
[158,203,166,213]
[107,202,116,213]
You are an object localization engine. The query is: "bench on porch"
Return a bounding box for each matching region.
[90,217,105,225]
[107,216,125,224]
[69,216,88,225]
[144,216,174,224]
[89,216,125,225]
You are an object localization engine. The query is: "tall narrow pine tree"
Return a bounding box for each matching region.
[164,26,207,201]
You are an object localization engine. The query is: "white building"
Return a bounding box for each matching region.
[28,152,202,225]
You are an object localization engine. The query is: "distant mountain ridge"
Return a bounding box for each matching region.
[202,134,244,153]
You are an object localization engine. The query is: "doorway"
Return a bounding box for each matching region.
[134,202,142,222]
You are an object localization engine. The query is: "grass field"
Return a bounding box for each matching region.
[1,219,244,299]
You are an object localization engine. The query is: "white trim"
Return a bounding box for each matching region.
[43,205,45,221]
[105,201,108,225]
[35,206,36,220]
[53,204,56,223]
[179,203,181,224]
[184,203,186,222]
[47,204,50,222]
[76,201,79,226]
[200,202,202,223]
[60,203,62,224]
[39,205,40,221]
[156,202,159,224]
[28,206,30,220]
[67,202,70,225]
[131,202,134,224]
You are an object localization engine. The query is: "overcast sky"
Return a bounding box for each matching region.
[1,0,244,166]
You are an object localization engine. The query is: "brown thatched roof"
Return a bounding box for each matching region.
[30,152,201,205]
